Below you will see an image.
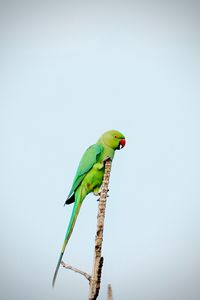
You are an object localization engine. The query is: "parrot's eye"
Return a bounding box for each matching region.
[114,135,118,138]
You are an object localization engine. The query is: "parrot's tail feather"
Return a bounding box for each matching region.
[52,252,64,287]
[53,188,83,287]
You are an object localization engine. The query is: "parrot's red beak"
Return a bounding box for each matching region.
[118,138,126,150]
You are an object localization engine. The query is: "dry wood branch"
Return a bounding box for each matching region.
[108,284,113,300]
[61,261,91,282]
[88,159,112,300]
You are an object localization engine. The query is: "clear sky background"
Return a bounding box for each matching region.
[1,1,200,300]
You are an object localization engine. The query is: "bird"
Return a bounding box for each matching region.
[52,130,126,287]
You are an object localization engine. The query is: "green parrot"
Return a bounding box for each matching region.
[52,130,126,287]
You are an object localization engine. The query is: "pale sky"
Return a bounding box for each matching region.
[1,1,200,300]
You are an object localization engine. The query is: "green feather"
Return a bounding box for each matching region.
[66,144,103,200]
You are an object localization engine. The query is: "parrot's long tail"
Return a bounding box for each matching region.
[52,188,83,287]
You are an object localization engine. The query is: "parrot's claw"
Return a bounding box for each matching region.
[98,188,109,196]
[98,188,109,195]
[96,192,109,201]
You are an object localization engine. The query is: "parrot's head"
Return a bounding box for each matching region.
[99,130,126,150]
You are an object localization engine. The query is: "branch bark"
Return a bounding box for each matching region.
[61,261,91,281]
[108,284,113,300]
[88,159,112,300]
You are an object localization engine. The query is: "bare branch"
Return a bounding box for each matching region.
[108,284,113,300]
[88,159,112,300]
[61,261,91,282]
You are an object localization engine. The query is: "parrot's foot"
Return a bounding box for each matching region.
[93,186,100,196]
[98,191,109,196]
[96,190,109,201]
[97,188,109,196]
[93,191,99,196]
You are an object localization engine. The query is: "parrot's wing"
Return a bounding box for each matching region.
[66,143,103,201]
